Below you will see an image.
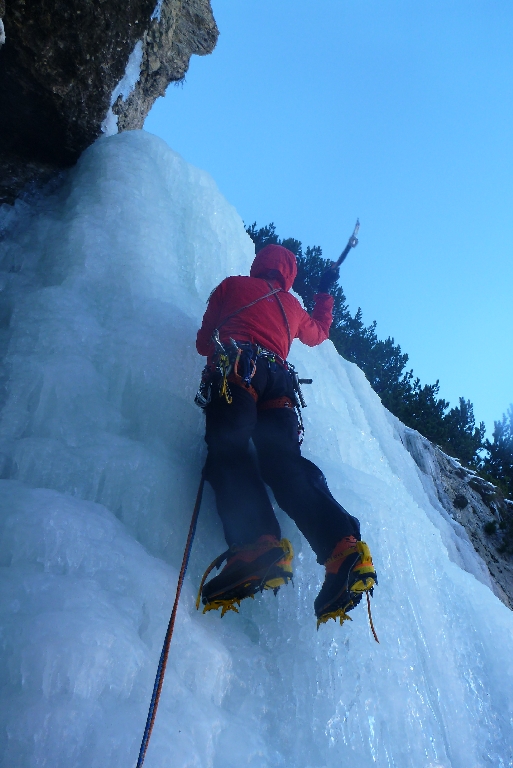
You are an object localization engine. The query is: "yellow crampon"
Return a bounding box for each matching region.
[317,608,354,629]
[202,594,255,617]
[197,538,294,616]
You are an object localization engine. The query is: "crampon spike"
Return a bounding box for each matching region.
[202,597,241,616]
[316,608,353,630]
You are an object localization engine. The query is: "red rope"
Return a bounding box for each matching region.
[136,470,205,767]
[366,592,380,644]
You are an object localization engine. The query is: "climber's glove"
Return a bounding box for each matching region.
[318,265,340,293]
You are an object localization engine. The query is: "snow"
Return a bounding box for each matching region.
[101,41,144,136]
[1,130,513,767]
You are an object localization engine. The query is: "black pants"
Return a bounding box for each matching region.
[204,357,360,564]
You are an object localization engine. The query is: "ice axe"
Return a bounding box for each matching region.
[333,218,360,269]
[318,219,359,293]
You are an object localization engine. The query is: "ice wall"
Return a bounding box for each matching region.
[0,131,512,768]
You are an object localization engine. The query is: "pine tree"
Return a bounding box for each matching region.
[482,406,513,499]
[444,398,486,467]
[245,222,279,252]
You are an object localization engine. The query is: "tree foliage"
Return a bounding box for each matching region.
[481,407,513,499]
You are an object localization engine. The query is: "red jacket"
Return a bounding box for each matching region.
[196,244,334,361]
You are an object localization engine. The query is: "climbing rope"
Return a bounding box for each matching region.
[135,469,206,768]
[366,592,380,644]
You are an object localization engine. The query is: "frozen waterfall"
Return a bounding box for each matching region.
[0,131,512,768]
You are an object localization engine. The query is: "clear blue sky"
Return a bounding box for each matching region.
[145,0,513,436]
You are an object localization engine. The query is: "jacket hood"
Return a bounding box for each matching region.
[250,244,298,291]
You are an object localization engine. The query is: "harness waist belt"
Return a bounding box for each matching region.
[258,396,296,411]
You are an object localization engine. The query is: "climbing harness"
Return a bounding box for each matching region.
[194,282,313,438]
[195,339,311,443]
[196,280,295,410]
[135,469,206,768]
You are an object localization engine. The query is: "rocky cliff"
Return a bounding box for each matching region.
[396,420,513,608]
[0,0,218,204]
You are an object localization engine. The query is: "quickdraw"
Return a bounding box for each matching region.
[194,332,242,408]
[218,352,232,405]
[213,330,234,405]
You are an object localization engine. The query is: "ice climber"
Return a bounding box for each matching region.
[195,243,377,627]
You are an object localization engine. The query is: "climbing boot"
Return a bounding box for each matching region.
[197,535,293,617]
[314,536,377,628]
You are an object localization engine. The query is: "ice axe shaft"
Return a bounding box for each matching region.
[333,218,360,269]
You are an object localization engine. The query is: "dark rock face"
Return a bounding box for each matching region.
[115,0,219,132]
[0,0,218,204]
[398,423,513,609]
